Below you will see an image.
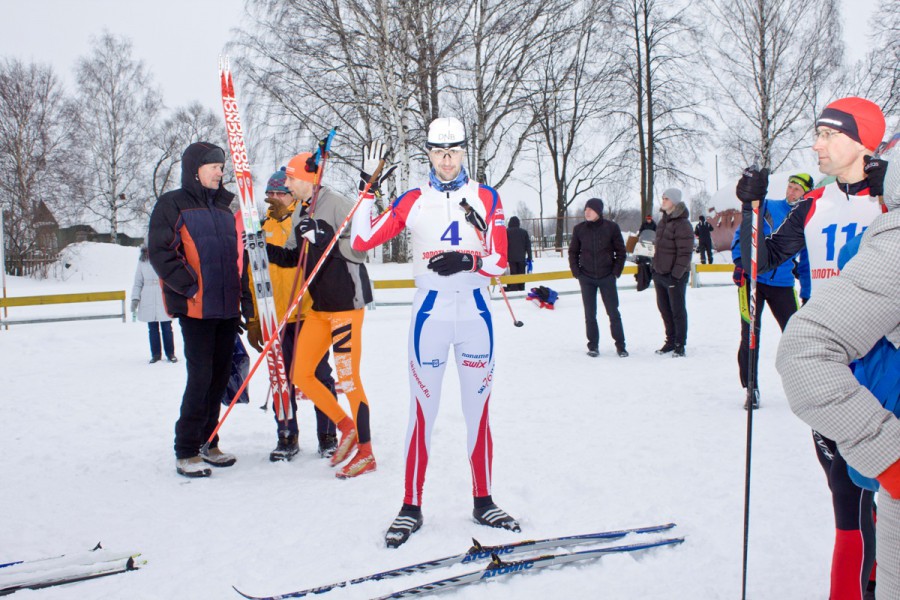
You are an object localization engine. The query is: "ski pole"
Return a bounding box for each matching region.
[459,199,523,327]
[202,161,386,453]
[498,285,523,327]
[741,165,764,600]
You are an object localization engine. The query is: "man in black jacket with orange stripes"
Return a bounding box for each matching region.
[148,142,252,478]
[568,198,627,357]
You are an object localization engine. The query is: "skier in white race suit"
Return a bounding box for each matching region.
[351,117,520,548]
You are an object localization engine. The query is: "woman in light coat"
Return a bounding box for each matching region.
[132,246,176,363]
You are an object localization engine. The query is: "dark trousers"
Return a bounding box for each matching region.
[653,273,688,346]
[812,432,876,598]
[698,244,713,264]
[175,316,239,459]
[148,321,175,359]
[579,274,625,351]
[281,320,337,438]
[506,261,526,291]
[737,282,797,388]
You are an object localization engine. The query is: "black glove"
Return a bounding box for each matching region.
[298,217,325,246]
[863,155,887,197]
[427,251,482,276]
[237,319,248,334]
[732,265,745,286]
[801,296,809,306]
[736,166,769,204]
[359,141,398,193]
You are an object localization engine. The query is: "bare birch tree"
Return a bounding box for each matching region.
[0,59,79,269]
[612,0,709,216]
[151,102,224,205]
[530,1,626,243]
[705,0,843,171]
[448,0,572,187]
[73,32,162,243]
[843,3,899,117]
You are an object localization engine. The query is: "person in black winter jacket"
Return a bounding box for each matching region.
[568,198,627,357]
[505,216,532,291]
[694,215,714,264]
[638,214,657,233]
[148,141,253,478]
[651,188,693,357]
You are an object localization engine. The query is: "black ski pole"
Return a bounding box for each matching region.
[741,190,764,600]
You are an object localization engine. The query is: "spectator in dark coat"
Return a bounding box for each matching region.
[652,188,693,357]
[694,215,715,264]
[505,216,532,291]
[568,198,627,357]
[148,141,253,479]
[638,214,657,233]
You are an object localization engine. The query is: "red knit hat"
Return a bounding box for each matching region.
[285,152,319,183]
[816,97,886,151]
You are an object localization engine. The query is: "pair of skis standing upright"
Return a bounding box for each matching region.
[206,61,377,453]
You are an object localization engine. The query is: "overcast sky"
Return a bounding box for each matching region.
[0,0,881,198]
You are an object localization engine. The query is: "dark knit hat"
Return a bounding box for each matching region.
[199,145,226,166]
[788,173,814,193]
[816,97,886,151]
[266,167,289,194]
[585,198,604,216]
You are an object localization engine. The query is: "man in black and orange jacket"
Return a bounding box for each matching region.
[148,141,252,478]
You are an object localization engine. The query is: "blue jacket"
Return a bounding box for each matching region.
[732,198,811,299]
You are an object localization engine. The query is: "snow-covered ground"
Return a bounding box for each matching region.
[1,243,833,599]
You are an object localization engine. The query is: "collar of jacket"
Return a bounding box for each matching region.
[663,201,688,220]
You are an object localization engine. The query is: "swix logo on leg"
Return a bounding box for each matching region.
[462,359,487,368]
[480,560,534,578]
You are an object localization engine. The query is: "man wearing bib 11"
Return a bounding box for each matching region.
[738,96,888,600]
[351,117,520,548]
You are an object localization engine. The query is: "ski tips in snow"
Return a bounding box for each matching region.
[232,523,681,600]
[0,546,144,595]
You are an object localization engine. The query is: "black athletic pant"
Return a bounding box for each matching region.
[175,316,239,459]
[698,244,713,264]
[653,272,688,347]
[579,274,625,352]
[737,282,798,388]
[507,261,526,291]
[280,320,337,438]
[812,432,877,599]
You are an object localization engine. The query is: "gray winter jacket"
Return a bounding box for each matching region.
[776,210,900,479]
[132,259,171,323]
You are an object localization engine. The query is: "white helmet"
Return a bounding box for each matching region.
[426,117,467,149]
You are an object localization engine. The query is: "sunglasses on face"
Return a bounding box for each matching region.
[428,147,465,159]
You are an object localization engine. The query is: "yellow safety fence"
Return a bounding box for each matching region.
[0,290,126,328]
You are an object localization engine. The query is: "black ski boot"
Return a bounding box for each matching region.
[318,433,338,459]
[385,506,423,548]
[473,502,521,532]
[269,434,299,462]
[655,342,675,355]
